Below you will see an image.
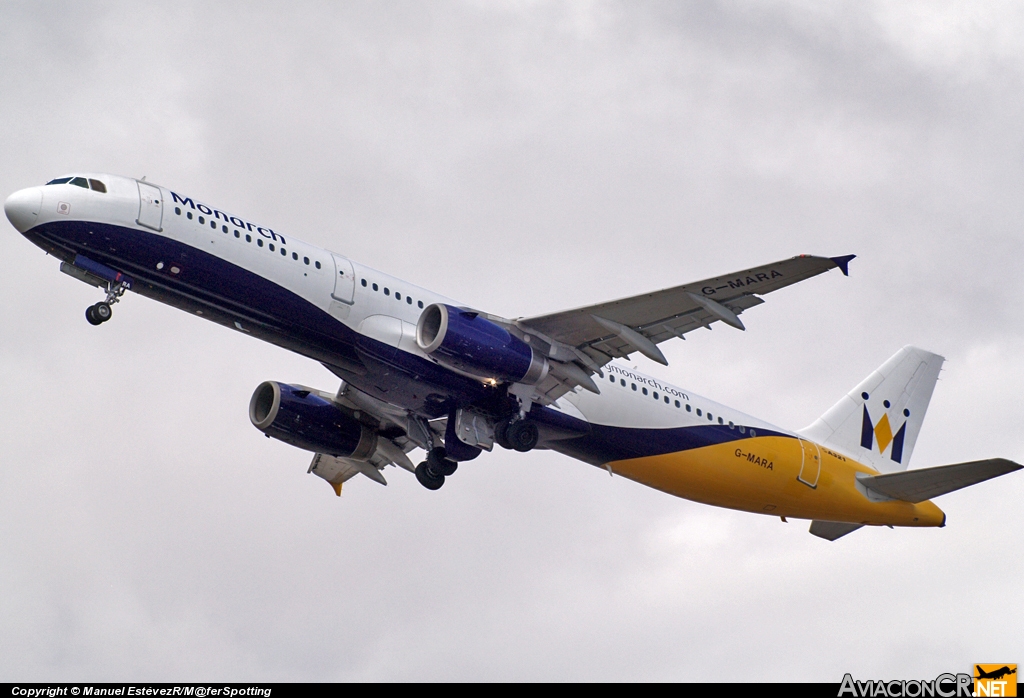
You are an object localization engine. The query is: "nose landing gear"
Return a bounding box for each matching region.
[85,302,113,325]
[85,280,127,326]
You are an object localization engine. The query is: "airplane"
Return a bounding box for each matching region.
[5,173,1021,541]
[975,666,1017,681]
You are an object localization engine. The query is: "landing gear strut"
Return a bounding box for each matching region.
[414,447,458,490]
[85,280,127,326]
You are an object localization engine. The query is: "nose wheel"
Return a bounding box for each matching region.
[85,279,128,326]
[86,302,112,325]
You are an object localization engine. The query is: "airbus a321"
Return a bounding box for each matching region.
[5,174,1020,541]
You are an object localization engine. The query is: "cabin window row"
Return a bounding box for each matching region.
[360,278,424,309]
[174,207,322,269]
[606,374,753,435]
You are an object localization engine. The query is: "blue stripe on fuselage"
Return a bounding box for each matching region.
[533,403,790,465]
[24,220,490,417]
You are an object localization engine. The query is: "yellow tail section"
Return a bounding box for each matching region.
[608,435,945,527]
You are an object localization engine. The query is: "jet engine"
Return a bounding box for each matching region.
[416,303,548,384]
[249,381,378,459]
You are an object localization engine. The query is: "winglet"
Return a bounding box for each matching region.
[829,254,856,277]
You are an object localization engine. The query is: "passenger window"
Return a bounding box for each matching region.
[372,283,379,291]
[292,252,298,260]
[696,408,702,416]
[222,225,228,233]
[750,429,757,438]
[396,292,401,300]
[609,375,615,383]
[621,379,626,387]
[664,396,669,404]
[718,417,723,425]
[685,404,691,412]
[199,216,205,224]
[246,234,251,242]
[70,177,89,188]
[653,391,658,400]
[257,239,263,247]
[674,400,680,408]
[175,207,181,215]
[360,278,366,286]
[187,212,193,220]
[708,413,713,421]
[406,297,412,305]
[210,221,216,229]
[642,387,648,395]
[384,288,390,296]
[234,231,240,238]
[281,248,287,256]
[418,301,423,308]
[739,426,746,434]
[46,177,72,185]
[315,261,321,269]
[88,179,107,192]
[631,383,637,391]
[269,243,275,252]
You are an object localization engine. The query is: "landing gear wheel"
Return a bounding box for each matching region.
[495,419,514,450]
[507,420,539,453]
[94,302,112,322]
[415,461,445,490]
[86,302,112,325]
[427,447,458,477]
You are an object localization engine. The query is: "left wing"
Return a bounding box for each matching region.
[509,254,853,405]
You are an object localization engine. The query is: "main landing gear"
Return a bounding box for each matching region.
[85,282,127,326]
[415,447,458,491]
[414,415,540,491]
[495,418,539,453]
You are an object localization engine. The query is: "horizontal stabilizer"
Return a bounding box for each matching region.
[858,458,1022,503]
[809,521,864,541]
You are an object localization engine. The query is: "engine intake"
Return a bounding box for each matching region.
[416,304,548,384]
[249,381,377,458]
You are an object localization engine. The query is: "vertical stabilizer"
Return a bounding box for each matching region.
[798,346,944,473]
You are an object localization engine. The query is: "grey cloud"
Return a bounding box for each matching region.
[0,0,1021,681]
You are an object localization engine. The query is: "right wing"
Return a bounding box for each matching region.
[509,254,854,405]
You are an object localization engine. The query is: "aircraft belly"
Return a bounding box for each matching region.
[607,436,945,527]
[31,219,362,360]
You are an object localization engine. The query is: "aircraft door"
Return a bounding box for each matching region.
[331,254,355,304]
[797,439,821,488]
[136,181,163,231]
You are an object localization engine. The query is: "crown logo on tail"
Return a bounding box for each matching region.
[859,393,909,464]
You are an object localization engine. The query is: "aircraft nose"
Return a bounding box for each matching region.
[4,187,43,233]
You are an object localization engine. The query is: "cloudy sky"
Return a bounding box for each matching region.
[1,0,1021,682]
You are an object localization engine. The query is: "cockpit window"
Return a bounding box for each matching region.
[69,177,89,189]
[88,179,107,193]
[46,177,72,185]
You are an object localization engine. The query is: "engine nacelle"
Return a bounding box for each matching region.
[249,381,377,458]
[416,303,548,385]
